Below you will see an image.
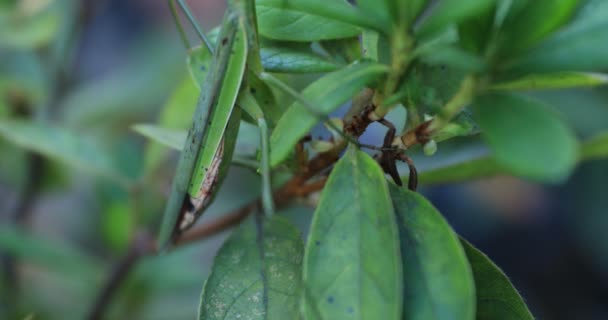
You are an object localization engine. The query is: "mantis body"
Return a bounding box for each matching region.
[158,0,273,248]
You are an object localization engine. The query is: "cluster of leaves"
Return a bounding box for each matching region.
[1,0,608,319]
[136,0,608,319]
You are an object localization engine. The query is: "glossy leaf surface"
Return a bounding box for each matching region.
[303,147,402,320]
[472,93,578,182]
[390,185,475,320]
[199,216,303,320]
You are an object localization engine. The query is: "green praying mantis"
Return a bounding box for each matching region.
[158,0,420,249]
[158,0,273,248]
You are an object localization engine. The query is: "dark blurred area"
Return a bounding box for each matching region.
[1,1,608,319]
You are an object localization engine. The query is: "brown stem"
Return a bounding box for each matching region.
[86,231,155,320]
[175,200,260,246]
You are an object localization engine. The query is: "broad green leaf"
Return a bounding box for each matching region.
[256,0,385,38]
[507,1,608,73]
[396,0,428,27]
[418,155,505,185]
[199,216,303,320]
[581,132,608,161]
[472,93,578,182]
[491,72,608,91]
[269,62,388,167]
[303,146,402,320]
[460,238,534,320]
[0,120,129,186]
[260,47,342,73]
[356,0,392,27]
[498,0,580,54]
[413,132,608,185]
[257,0,361,41]
[458,3,496,54]
[0,225,100,277]
[416,0,495,39]
[390,186,475,320]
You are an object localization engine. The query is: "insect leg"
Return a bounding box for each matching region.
[171,0,214,53]
[376,118,403,186]
[238,91,275,216]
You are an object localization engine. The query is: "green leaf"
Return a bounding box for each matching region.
[498,0,580,54]
[458,3,496,54]
[356,0,392,27]
[418,155,505,185]
[260,47,342,73]
[257,0,387,37]
[133,124,186,151]
[433,110,480,142]
[390,185,475,320]
[269,62,388,167]
[472,93,578,182]
[491,72,608,91]
[395,0,428,27]
[0,225,100,277]
[460,238,534,320]
[416,0,495,39]
[507,1,608,73]
[257,0,362,41]
[303,146,402,320]
[199,215,303,320]
[581,132,608,161]
[0,120,129,186]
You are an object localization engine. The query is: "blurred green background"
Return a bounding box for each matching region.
[1,1,608,319]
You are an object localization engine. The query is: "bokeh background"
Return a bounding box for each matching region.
[1,1,608,319]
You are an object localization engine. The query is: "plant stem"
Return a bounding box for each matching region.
[427,75,477,133]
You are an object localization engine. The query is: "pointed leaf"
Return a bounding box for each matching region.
[417,155,505,185]
[257,0,363,41]
[0,120,129,186]
[460,238,534,320]
[416,0,495,38]
[507,1,608,73]
[303,147,402,320]
[133,124,186,151]
[498,0,579,54]
[260,47,342,73]
[581,132,608,161]
[269,62,388,166]
[472,93,578,182]
[256,0,390,41]
[199,216,304,320]
[390,185,475,320]
[491,72,608,91]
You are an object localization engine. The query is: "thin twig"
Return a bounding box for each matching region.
[86,231,155,320]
